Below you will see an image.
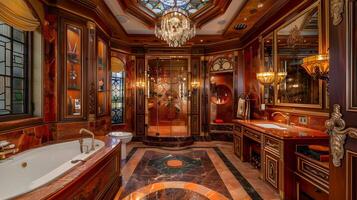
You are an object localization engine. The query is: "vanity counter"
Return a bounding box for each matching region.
[232,119,329,200]
[233,119,328,140]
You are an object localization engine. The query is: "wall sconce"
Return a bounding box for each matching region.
[276,72,287,84]
[136,80,145,88]
[191,80,200,89]
[256,70,287,85]
[256,71,275,85]
[301,54,329,80]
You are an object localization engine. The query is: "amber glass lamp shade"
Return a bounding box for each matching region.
[256,71,275,85]
[301,54,329,80]
[276,72,287,84]
[191,80,200,89]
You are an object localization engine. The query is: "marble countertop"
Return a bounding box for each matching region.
[17,135,121,200]
[233,119,329,140]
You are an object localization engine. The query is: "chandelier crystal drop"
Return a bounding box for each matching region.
[155,8,196,47]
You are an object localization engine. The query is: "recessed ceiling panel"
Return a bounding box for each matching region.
[139,0,211,15]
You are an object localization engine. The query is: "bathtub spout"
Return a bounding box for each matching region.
[79,128,95,153]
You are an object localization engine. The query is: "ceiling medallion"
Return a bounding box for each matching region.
[155,8,196,47]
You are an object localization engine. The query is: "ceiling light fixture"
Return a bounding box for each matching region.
[155,7,196,47]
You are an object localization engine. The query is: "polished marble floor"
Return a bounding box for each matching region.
[115,142,279,200]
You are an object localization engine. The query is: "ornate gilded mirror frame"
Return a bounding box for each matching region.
[346,0,357,111]
[274,1,324,108]
[260,33,275,105]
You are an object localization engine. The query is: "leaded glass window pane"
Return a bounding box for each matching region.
[111,72,125,124]
[0,21,28,116]
[139,0,210,15]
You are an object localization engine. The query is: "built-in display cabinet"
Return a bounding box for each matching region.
[56,10,111,136]
[96,37,109,116]
[60,19,87,121]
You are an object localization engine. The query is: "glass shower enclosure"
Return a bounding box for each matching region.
[146,58,190,137]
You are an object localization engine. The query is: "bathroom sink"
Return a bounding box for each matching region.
[255,123,287,130]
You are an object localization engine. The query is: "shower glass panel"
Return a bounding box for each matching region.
[147,58,189,137]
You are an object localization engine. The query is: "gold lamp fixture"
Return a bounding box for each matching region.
[256,71,275,85]
[276,72,287,83]
[191,80,200,89]
[256,70,287,85]
[301,54,329,80]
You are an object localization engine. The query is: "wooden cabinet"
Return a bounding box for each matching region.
[264,151,279,189]
[234,120,328,199]
[233,134,242,158]
[233,124,243,159]
[61,20,87,120]
[295,153,329,200]
[57,11,111,125]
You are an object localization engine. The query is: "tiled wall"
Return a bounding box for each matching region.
[0,124,53,153]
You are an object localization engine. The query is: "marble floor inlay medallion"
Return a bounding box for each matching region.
[120,150,232,199]
[116,142,280,200]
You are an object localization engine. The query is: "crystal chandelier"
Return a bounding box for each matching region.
[155,8,196,47]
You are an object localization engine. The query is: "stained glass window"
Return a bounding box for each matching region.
[140,0,210,15]
[0,21,28,116]
[111,72,125,124]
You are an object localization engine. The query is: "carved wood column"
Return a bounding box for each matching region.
[87,21,96,123]
[191,56,201,136]
[135,55,145,137]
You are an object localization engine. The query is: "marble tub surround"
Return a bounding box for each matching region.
[233,119,328,139]
[117,142,280,200]
[11,135,121,200]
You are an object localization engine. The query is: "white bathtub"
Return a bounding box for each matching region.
[0,138,105,200]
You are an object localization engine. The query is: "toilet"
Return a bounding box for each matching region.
[108,132,133,160]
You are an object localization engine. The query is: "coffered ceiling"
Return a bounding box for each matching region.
[103,0,288,46]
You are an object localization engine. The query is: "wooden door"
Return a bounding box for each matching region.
[328,0,357,199]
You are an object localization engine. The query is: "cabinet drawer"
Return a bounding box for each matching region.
[296,175,329,200]
[265,152,279,189]
[297,156,329,192]
[244,128,261,143]
[263,136,281,156]
[234,124,242,133]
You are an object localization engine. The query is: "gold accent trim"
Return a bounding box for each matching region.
[325,104,357,167]
[331,0,344,26]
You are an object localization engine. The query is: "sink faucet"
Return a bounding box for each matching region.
[271,112,290,125]
[79,128,95,153]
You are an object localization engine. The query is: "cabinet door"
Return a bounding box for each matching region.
[233,134,242,159]
[265,151,279,189]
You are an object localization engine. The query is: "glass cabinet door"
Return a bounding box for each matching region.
[97,38,107,115]
[65,25,82,117]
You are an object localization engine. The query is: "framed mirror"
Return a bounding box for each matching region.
[275,2,322,108]
[261,33,274,104]
[347,0,357,111]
